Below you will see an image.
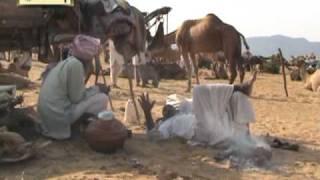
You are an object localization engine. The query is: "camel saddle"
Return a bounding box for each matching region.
[79,0,145,52]
[80,0,130,14]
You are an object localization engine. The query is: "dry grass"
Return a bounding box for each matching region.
[0,62,319,180]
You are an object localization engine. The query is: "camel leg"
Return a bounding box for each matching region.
[182,52,192,92]
[190,53,200,84]
[238,62,245,83]
[259,63,264,73]
[229,61,237,84]
[212,62,218,78]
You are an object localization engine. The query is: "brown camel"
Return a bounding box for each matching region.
[176,13,250,92]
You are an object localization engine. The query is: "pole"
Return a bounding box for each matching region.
[166,14,169,34]
[126,63,140,123]
[8,50,11,62]
[278,48,288,97]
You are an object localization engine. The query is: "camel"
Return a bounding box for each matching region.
[305,69,320,92]
[243,55,269,73]
[176,13,250,92]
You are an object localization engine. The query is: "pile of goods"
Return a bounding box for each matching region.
[0,85,42,164]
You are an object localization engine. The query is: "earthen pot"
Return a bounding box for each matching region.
[85,118,128,154]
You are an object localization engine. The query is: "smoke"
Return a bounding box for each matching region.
[216,134,272,169]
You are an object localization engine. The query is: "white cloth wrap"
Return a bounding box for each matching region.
[192,84,255,146]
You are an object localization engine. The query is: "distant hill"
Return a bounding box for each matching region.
[245,35,320,58]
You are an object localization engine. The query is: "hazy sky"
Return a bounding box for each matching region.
[129,0,320,41]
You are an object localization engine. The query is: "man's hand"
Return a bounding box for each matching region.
[138,92,156,130]
[96,83,111,95]
[138,92,155,113]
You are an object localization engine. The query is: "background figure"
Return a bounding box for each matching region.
[133,52,147,86]
[109,40,124,88]
[7,51,32,77]
[179,55,195,76]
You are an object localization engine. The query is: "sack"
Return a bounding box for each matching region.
[124,99,143,125]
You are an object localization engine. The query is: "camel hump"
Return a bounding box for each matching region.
[176,20,197,47]
[205,13,223,23]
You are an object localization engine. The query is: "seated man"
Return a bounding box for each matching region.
[138,72,257,144]
[37,35,110,140]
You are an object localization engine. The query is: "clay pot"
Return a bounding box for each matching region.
[85,118,128,154]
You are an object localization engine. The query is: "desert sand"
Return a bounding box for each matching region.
[0,62,319,180]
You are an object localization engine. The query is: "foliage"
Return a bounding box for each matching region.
[263,62,280,74]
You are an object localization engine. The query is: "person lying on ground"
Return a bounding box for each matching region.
[37,35,110,140]
[138,72,257,145]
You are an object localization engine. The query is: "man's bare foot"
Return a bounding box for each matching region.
[234,71,257,96]
[244,71,257,96]
[248,71,257,85]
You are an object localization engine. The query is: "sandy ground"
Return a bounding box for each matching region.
[0,62,319,180]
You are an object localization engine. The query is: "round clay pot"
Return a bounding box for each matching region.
[85,118,128,154]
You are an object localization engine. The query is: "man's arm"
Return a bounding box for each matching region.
[137,93,155,131]
[67,59,86,104]
[138,92,171,141]
[143,108,155,131]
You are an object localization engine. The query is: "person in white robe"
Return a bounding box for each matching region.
[108,39,124,88]
[138,72,258,145]
[138,72,272,167]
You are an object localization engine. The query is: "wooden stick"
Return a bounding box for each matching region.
[8,50,10,62]
[278,48,289,97]
[93,54,113,111]
[108,95,114,111]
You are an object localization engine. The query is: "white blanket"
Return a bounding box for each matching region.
[192,84,255,146]
[158,113,196,140]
